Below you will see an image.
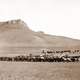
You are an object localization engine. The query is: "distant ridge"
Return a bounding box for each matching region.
[0,19,80,48]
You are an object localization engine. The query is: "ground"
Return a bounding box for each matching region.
[0,62,80,80]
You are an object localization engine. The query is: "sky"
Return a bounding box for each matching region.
[0,0,80,39]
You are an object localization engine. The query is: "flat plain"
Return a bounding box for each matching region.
[0,62,80,80]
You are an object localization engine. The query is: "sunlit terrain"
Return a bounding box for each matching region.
[0,62,80,80]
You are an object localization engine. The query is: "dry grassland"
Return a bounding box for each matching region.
[0,62,79,80]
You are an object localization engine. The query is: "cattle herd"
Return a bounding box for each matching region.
[0,49,80,62]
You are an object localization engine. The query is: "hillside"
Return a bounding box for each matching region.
[0,19,80,54]
[0,19,79,47]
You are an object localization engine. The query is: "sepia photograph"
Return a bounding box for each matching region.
[0,0,80,80]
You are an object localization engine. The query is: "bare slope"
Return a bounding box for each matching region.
[0,19,80,48]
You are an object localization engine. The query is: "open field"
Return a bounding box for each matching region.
[0,62,80,80]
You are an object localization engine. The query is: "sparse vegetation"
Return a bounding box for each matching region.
[0,62,80,80]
